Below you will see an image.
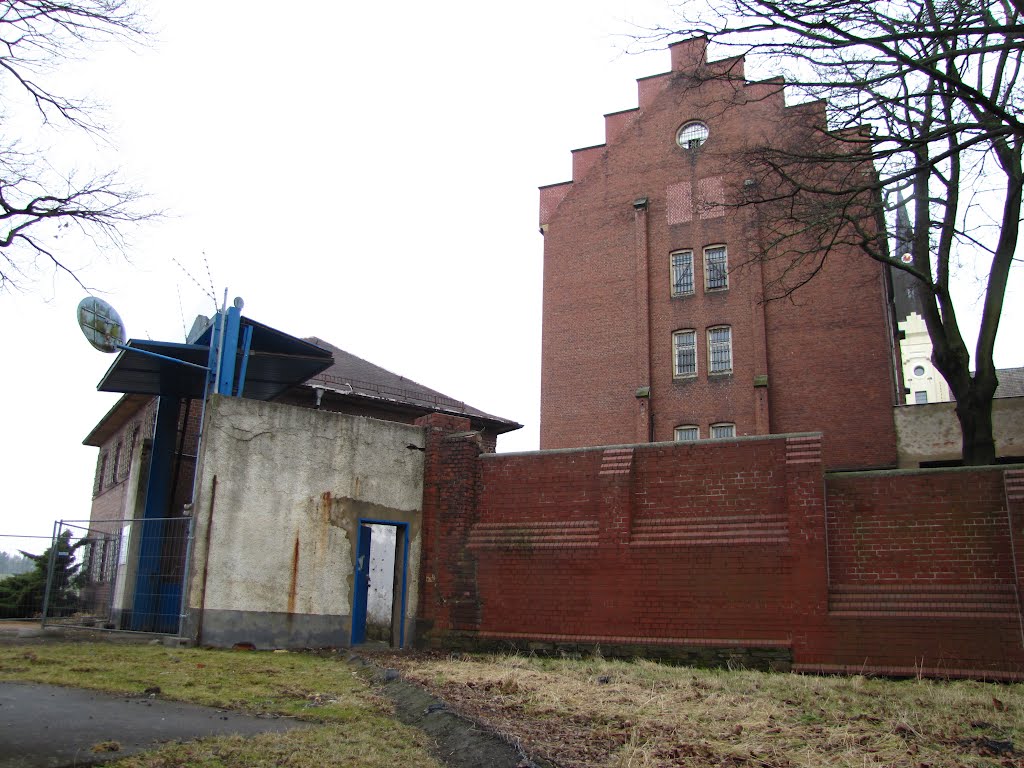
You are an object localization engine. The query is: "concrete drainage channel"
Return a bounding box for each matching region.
[347,655,553,768]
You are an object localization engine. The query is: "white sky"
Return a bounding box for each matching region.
[0,1,1021,552]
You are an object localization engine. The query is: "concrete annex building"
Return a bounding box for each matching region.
[80,317,519,640]
[539,37,903,470]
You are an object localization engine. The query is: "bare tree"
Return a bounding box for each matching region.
[650,0,1023,464]
[0,1,152,292]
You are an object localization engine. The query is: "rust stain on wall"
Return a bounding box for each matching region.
[317,490,351,530]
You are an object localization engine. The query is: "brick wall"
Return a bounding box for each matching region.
[812,467,1024,677]
[417,417,1024,679]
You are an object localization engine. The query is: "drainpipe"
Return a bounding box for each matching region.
[633,196,653,442]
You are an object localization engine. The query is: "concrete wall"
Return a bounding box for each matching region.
[894,397,1024,466]
[185,395,425,649]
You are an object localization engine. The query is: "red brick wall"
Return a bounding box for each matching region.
[812,468,1024,677]
[417,417,1024,679]
[539,38,899,469]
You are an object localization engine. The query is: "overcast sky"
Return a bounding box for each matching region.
[1,1,1021,553]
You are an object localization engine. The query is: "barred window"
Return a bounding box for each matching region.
[126,423,140,474]
[914,391,928,404]
[711,423,736,439]
[93,451,108,497]
[111,440,122,486]
[670,251,694,296]
[705,245,728,291]
[673,330,697,377]
[708,326,732,374]
[677,121,709,149]
[674,425,700,442]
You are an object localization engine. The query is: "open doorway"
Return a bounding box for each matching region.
[350,520,408,648]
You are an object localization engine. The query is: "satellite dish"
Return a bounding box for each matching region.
[77,296,126,353]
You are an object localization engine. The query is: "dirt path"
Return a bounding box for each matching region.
[348,654,552,768]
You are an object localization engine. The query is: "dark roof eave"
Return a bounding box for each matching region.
[295,385,523,435]
[83,393,152,447]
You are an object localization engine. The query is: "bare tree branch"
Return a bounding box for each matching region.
[0,1,153,293]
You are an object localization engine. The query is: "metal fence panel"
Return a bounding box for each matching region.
[36,517,192,635]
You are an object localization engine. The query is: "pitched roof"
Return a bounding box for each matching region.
[996,367,1024,399]
[302,337,522,433]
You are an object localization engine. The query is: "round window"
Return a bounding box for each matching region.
[913,365,926,377]
[677,121,709,149]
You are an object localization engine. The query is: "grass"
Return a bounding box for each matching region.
[3,641,1023,767]
[389,652,1024,768]
[0,642,443,767]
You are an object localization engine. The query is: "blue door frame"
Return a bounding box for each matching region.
[350,519,409,648]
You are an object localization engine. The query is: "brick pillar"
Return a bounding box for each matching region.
[1005,468,1024,650]
[784,434,830,665]
[598,447,635,548]
[414,413,482,647]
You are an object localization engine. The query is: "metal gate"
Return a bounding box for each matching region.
[41,516,193,635]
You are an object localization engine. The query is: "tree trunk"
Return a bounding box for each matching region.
[954,385,997,466]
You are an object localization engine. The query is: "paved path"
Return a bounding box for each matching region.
[0,682,307,768]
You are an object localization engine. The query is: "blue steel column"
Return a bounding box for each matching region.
[217,305,241,396]
[130,395,179,632]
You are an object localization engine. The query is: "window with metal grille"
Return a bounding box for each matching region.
[914,391,928,404]
[677,121,709,149]
[711,423,736,439]
[673,330,697,377]
[124,423,140,476]
[705,245,728,290]
[708,326,732,373]
[93,451,108,497]
[671,251,694,296]
[674,425,699,442]
[111,440,122,486]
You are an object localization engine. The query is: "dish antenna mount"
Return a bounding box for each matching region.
[76,295,211,372]
[77,296,126,353]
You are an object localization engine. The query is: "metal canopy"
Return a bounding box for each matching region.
[97,317,333,401]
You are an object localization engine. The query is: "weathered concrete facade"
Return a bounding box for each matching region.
[184,396,425,649]
[894,397,1024,467]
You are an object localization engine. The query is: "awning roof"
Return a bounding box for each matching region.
[96,317,334,401]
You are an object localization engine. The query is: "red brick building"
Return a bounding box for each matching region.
[539,38,902,469]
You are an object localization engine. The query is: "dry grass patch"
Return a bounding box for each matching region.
[109,721,438,768]
[390,652,1024,768]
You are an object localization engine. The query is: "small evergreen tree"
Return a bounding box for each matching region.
[0,531,82,619]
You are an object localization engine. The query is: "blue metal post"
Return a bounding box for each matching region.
[217,306,241,396]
